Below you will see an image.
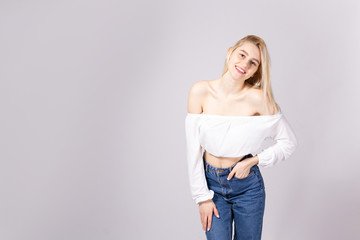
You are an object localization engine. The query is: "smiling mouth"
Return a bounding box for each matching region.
[235,66,246,74]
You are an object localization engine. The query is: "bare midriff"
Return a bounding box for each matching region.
[204,151,246,169]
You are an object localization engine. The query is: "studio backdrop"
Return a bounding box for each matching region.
[0,0,359,239]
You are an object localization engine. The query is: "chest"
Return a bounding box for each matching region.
[203,94,259,116]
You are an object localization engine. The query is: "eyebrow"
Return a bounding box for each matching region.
[239,49,260,64]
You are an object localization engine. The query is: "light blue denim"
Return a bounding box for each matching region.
[203,153,266,240]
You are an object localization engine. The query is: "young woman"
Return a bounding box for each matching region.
[185,35,298,240]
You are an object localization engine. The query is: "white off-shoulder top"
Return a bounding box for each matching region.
[184,109,298,204]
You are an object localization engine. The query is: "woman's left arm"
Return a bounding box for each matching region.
[254,114,298,168]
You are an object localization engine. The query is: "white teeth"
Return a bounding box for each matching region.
[236,66,245,74]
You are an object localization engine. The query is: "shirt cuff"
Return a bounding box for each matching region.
[195,190,214,205]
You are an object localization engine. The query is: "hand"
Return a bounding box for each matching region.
[198,199,219,232]
[227,160,252,180]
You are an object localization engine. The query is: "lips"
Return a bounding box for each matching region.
[235,66,246,74]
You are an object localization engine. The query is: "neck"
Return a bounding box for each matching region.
[218,72,248,97]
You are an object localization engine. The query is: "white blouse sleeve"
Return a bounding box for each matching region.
[185,114,214,204]
[257,114,298,168]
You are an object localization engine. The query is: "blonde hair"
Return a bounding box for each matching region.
[222,35,280,114]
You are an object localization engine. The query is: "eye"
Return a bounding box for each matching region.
[251,61,256,66]
[239,53,245,58]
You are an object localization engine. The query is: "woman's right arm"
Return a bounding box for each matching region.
[185,81,219,231]
[185,81,214,203]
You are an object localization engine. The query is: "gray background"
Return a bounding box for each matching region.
[1,0,359,239]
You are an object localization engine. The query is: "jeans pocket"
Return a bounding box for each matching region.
[233,170,256,180]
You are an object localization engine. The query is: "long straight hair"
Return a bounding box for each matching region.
[222,35,280,114]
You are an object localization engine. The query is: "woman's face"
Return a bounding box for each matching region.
[227,42,261,81]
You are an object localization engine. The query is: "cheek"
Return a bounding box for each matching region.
[227,58,235,68]
[251,66,259,74]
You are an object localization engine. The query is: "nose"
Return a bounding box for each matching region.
[241,62,252,71]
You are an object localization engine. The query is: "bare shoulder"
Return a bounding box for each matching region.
[187,80,210,114]
[189,80,209,96]
[247,86,277,115]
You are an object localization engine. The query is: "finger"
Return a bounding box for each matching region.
[227,170,235,180]
[213,206,220,218]
[201,215,206,231]
[207,213,212,231]
[238,170,249,179]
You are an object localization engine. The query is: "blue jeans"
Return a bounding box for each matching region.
[203,153,266,240]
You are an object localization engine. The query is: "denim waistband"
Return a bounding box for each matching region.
[203,153,254,176]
